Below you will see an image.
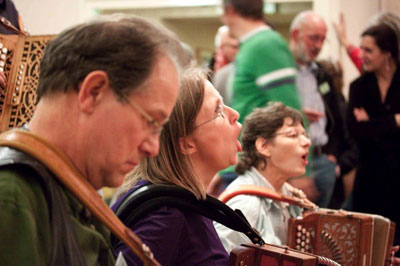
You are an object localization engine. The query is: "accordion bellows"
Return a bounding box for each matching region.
[0,33,55,132]
[287,208,395,266]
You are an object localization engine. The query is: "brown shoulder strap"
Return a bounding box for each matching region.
[218,184,318,210]
[0,129,160,266]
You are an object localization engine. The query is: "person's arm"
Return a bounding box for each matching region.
[253,40,301,111]
[347,45,363,73]
[333,14,363,73]
[347,81,399,139]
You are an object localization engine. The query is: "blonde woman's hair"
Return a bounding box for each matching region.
[119,67,208,199]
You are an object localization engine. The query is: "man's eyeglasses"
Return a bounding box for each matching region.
[122,95,163,135]
[274,129,310,141]
[194,103,226,129]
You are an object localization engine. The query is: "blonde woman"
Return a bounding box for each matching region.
[112,68,242,265]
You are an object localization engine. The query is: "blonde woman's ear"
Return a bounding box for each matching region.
[179,136,197,155]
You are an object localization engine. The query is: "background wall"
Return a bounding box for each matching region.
[14,0,86,35]
[13,0,400,98]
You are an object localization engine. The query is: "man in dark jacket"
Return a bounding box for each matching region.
[289,10,357,207]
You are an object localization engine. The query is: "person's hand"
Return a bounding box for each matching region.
[0,72,6,89]
[302,107,324,123]
[333,13,349,48]
[353,107,369,122]
[391,246,400,266]
[327,154,341,176]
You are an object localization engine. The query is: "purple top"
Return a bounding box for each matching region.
[111,180,229,266]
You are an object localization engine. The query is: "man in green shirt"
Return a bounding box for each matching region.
[0,15,186,265]
[210,0,302,190]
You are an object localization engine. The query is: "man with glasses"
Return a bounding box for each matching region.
[289,11,357,208]
[0,14,187,265]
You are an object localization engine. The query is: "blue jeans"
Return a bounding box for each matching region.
[311,154,337,208]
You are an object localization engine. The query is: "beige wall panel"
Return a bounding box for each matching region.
[381,0,400,13]
[15,0,85,35]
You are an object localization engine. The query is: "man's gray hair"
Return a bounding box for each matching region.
[290,10,316,33]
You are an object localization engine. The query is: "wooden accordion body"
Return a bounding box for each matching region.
[287,208,395,266]
[229,243,340,266]
[0,34,55,132]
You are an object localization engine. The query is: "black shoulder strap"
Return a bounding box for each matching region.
[0,147,87,266]
[113,184,265,248]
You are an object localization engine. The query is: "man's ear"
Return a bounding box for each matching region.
[77,70,110,113]
[291,29,299,42]
[255,137,271,158]
[179,136,197,155]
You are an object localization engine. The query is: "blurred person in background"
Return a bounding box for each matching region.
[347,23,400,246]
[289,11,357,208]
[212,25,239,105]
[334,11,400,73]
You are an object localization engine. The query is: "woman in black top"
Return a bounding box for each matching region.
[347,23,400,245]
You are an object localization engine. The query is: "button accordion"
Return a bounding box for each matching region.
[219,185,395,266]
[287,209,395,266]
[0,33,55,132]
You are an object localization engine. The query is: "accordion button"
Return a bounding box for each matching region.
[301,228,306,234]
[297,225,302,231]
[16,81,21,85]
[0,67,3,72]
[19,70,23,75]
[20,64,24,69]
[0,54,5,60]
[0,61,4,67]
[305,238,310,244]
[305,244,310,250]
[297,232,301,237]
[2,48,7,54]
[16,87,20,91]
[301,248,305,252]
[306,232,310,237]
[301,241,305,247]
[13,98,16,102]
[0,43,3,48]
[296,245,300,250]
[296,239,301,244]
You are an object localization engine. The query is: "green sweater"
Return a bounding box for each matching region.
[232,27,301,124]
[0,166,115,266]
[222,27,301,175]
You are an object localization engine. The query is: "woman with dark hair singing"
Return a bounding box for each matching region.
[215,102,311,252]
